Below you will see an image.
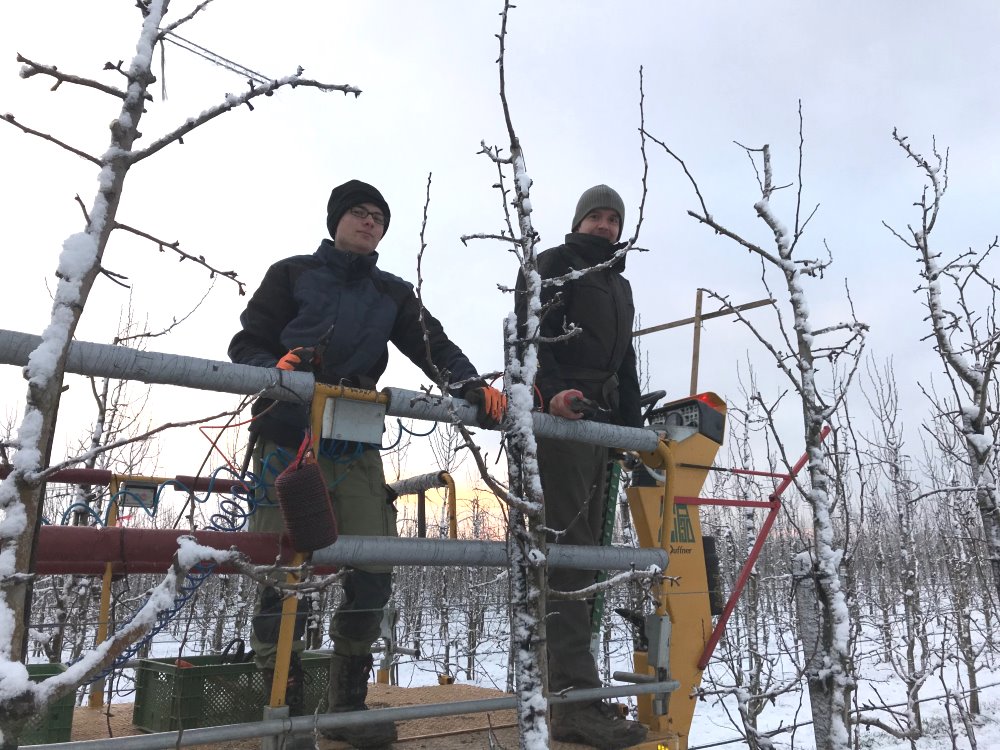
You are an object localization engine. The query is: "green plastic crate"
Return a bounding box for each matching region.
[133,652,329,732]
[21,663,74,745]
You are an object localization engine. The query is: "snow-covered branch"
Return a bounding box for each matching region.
[17,53,153,102]
[131,70,361,164]
[652,109,863,749]
[158,0,216,35]
[889,130,1000,607]
[549,566,664,600]
[0,536,240,738]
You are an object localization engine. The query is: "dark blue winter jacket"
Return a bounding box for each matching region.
[229,239,483,446]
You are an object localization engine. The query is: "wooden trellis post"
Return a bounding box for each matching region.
[633,294,773,395]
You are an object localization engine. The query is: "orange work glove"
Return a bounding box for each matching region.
[276,346,317,372]
[549,389,585,419]
[464,386,507,428]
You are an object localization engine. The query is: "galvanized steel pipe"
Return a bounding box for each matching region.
[28,680,679,750]
[35,527,667,575]
[312,535,667,571]
[388,471,449,496]
[0,329,661,451]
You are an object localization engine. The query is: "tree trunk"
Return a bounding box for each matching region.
[1,0,168,680]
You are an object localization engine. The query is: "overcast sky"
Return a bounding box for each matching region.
[2,1,999,494]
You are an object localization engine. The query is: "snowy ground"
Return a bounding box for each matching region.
[688,650,1000,749]
[77,611,1000,749]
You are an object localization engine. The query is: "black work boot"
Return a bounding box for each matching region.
[551,700,648,749]
[263,653,312,749]
[262,652,307,716]
[321,652,397,748]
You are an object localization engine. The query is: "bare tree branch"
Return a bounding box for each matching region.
[131,70,361,164]
[0,113,101,164]
[113,221,245,294]
[158,0,217,35]
[17,53,152,102]
[32,407,243,483]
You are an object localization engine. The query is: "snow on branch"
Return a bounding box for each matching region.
[648,104,863,748]
[1,536,241,731]
[537,243,644,289]
[460,232,520,247]
[549,566,664,600]
[16,53,153,103]
[130,69,362,163]
[888,129,1000,609]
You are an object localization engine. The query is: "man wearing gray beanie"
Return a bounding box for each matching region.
[230,178,505,749]
[514,185,646,748]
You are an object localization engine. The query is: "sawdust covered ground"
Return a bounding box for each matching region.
[71,682,597,749]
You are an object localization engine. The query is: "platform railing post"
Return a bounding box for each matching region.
[88,477,119,709]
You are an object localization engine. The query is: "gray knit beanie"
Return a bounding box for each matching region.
[571,184,625,241]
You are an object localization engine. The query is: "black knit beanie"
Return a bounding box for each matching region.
[571,184,625,241]
[326,179,391,238]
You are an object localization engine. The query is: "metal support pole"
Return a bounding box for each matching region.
[443,473,457,539]
[389,471,458,540]
[87,477,119,709]
[34,527,669,575]
[310,536,668,572]
[0,330,660,453]
[29,680,680,750]
[382,387,658,452]
[388,471,448,496]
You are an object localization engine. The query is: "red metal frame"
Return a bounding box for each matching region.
[0,466,248,494]
[21,425,830,671]
[681,425,831,670]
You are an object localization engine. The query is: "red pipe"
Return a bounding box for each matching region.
[696,424,832,669]
[0,466,114,485]
[35,526,334,576]
[697,500,782,669]
[0,466,247,494]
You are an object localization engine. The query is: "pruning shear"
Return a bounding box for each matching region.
[311,321,337,367]
[569,395,612,420]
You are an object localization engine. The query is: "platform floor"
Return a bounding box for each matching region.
[71,682,601,749]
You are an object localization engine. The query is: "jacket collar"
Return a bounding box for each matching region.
[317,239,379,278]
[563,232,627,272]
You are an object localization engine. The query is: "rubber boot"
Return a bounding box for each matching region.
[321,652,397,748]
[551,700,648,749]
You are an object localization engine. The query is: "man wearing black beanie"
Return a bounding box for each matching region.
[230,178,504,748]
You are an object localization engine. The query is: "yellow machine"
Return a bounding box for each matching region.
[628,392,727,750]
[261,386,735,748]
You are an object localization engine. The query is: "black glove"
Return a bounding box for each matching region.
[464,385,507,429]
[276,346,317,372]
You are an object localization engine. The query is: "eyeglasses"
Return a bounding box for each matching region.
[348,206,386,226]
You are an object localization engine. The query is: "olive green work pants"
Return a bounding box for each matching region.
[248,438,398,668]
